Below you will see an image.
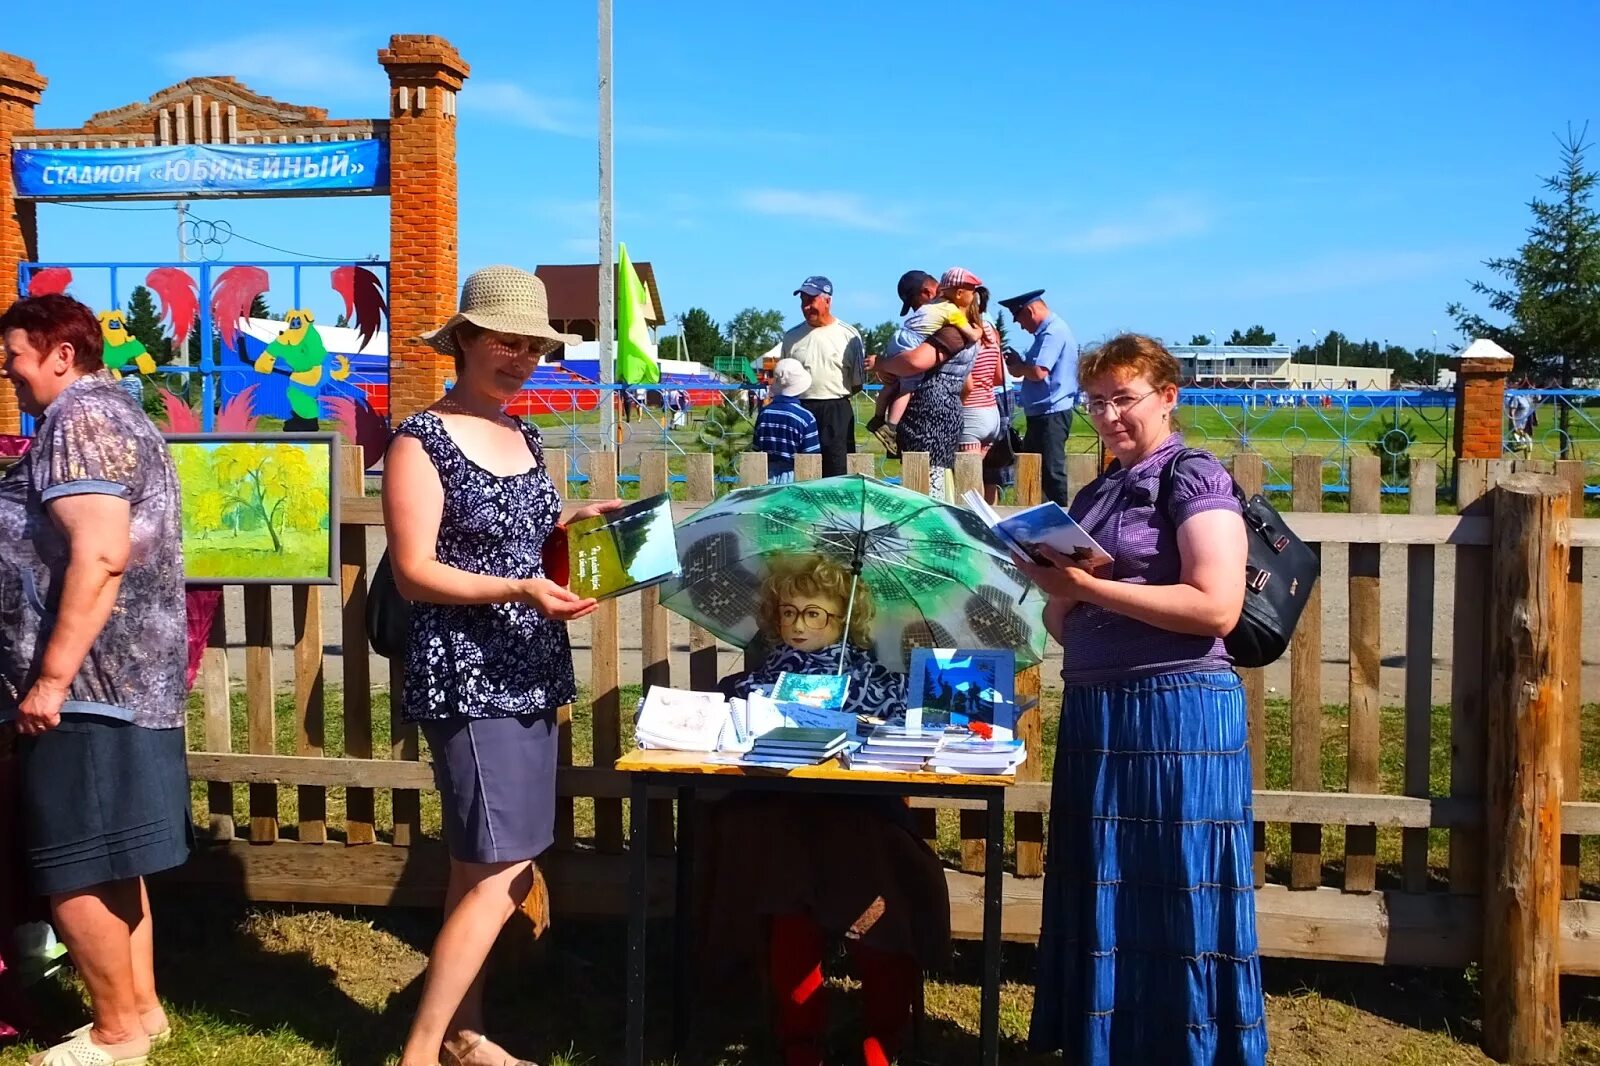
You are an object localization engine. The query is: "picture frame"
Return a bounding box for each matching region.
[165,431,340,585]
[906,648,1018,737]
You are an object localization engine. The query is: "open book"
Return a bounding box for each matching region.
[567,492,680,600]
[963,490,1111,571]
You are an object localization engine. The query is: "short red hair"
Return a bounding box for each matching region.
[1077,333,1181,391]
[0,294,104,371]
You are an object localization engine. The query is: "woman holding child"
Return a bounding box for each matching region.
[698,555,948,1066]
[873,268,984,497]
[1018,334,1267,1065]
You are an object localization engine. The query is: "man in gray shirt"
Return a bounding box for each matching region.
[780,275,865,477]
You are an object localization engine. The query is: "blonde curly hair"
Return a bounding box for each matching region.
[758,554,876,649]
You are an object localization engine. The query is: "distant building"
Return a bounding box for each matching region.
[1168,344,1394,389]
[1169,344,1294,386]
[533,262,666,345]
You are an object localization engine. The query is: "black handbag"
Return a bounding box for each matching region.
[365,551,412,659]
[983,388,1023,473]
[1157,448,1319,668]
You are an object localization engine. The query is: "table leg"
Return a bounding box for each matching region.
[626,774,650,1066]
[672,785,695,1054]
[980,791,1005,1066]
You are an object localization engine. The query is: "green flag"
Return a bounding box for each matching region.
[617,243,660,385]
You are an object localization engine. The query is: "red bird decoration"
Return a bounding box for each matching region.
[145,267,199,351]
[27,267,72,296]
[211,266,270,354]
[326,394,391,469]
[330,265,388,352]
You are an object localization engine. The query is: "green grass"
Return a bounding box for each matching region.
[10,685,1600,1063]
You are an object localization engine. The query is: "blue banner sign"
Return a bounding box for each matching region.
[12,140,389,200]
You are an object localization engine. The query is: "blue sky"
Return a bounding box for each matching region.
[9,0,1599,352]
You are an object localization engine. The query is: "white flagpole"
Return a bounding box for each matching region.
[598,0,617,452]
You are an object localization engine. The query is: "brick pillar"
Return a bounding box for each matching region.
[0,52,46,435]
[379,35,469,422]
[1453,352,1514,463]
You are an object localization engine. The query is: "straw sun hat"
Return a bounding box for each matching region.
[422,265,581,358]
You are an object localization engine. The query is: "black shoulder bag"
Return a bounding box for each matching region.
[366,551,412,659]
[1156,448,1319,668]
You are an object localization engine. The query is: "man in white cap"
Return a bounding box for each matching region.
[753,358,821,484]
[780,275,865,477]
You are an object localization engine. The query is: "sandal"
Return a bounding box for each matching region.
[26,1032,149,1066]
[66,1022,170,1047]
[441,1033,537,1066]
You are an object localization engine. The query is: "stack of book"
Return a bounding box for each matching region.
[848,725,948,772]
[743,726,851,768]
[634,687,736,752]
[929,737,1028,776]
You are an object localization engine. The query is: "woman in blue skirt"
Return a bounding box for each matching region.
[1017,333,1267,1065]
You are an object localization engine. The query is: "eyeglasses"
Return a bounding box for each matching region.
[1079,391,1156,419]
[778,603,842,631]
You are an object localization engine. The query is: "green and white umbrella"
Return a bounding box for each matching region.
[658,474,1048,672]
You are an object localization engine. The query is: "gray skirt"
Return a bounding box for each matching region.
[19,716,193,896]
[421,714,558,864]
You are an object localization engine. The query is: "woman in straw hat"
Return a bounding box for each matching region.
[386,267,622,1066]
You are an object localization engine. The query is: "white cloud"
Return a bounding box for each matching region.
[1056,195,1214,253]
[738,188,907,233]
[163,34,385,100]
[465,81,590,137]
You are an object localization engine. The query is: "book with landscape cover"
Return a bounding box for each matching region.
[906,647,1019,738]
[963,490,1111,571]
[567,492,681,600]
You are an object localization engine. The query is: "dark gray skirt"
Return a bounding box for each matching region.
[18,716,193,896]
[421,714,558,864]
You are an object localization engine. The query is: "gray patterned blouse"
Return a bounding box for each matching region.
[0,372,187,729]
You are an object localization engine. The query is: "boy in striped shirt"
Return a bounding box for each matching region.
[754,358,822,484]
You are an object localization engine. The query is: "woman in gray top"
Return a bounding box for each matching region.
[1,293,188,1066]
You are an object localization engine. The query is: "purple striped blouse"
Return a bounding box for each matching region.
[1055,433,1243,686]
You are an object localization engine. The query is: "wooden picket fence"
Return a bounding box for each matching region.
[168,445,1599,1054]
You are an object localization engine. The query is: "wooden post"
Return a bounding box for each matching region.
[1481,472,1567,1065]
[953,454,988,872]
[1231,453,1268,887]
[685,454,720,692]
[588,451,624,854]
[292,586,327,844]
[1450,459,1496,892]
[1289,455,1325,888]
[639,451,676,857]
[201,601,234,841]
[1345,455,1381,893]
[1557,459,1584,900]
[1402,460,1438,892]
[1013,452,1045,878]
[244,586,277,844]
[339,445,376,846]
[548,448,576,852]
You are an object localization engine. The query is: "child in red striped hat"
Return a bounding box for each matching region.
[867,267,985,453]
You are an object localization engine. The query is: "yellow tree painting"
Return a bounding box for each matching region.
[168,433,339,583]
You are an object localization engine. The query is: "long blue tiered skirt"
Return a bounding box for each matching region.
[1028,671,1268,1065]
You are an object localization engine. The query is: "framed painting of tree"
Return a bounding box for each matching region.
[165,432,340,584]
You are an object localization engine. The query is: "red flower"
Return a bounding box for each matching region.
[968,721,993,739]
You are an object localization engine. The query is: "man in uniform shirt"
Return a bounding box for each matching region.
[780,275,865,477]
[1001,289,1078,506]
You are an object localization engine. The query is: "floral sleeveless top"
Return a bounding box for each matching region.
[393,411,576,723]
